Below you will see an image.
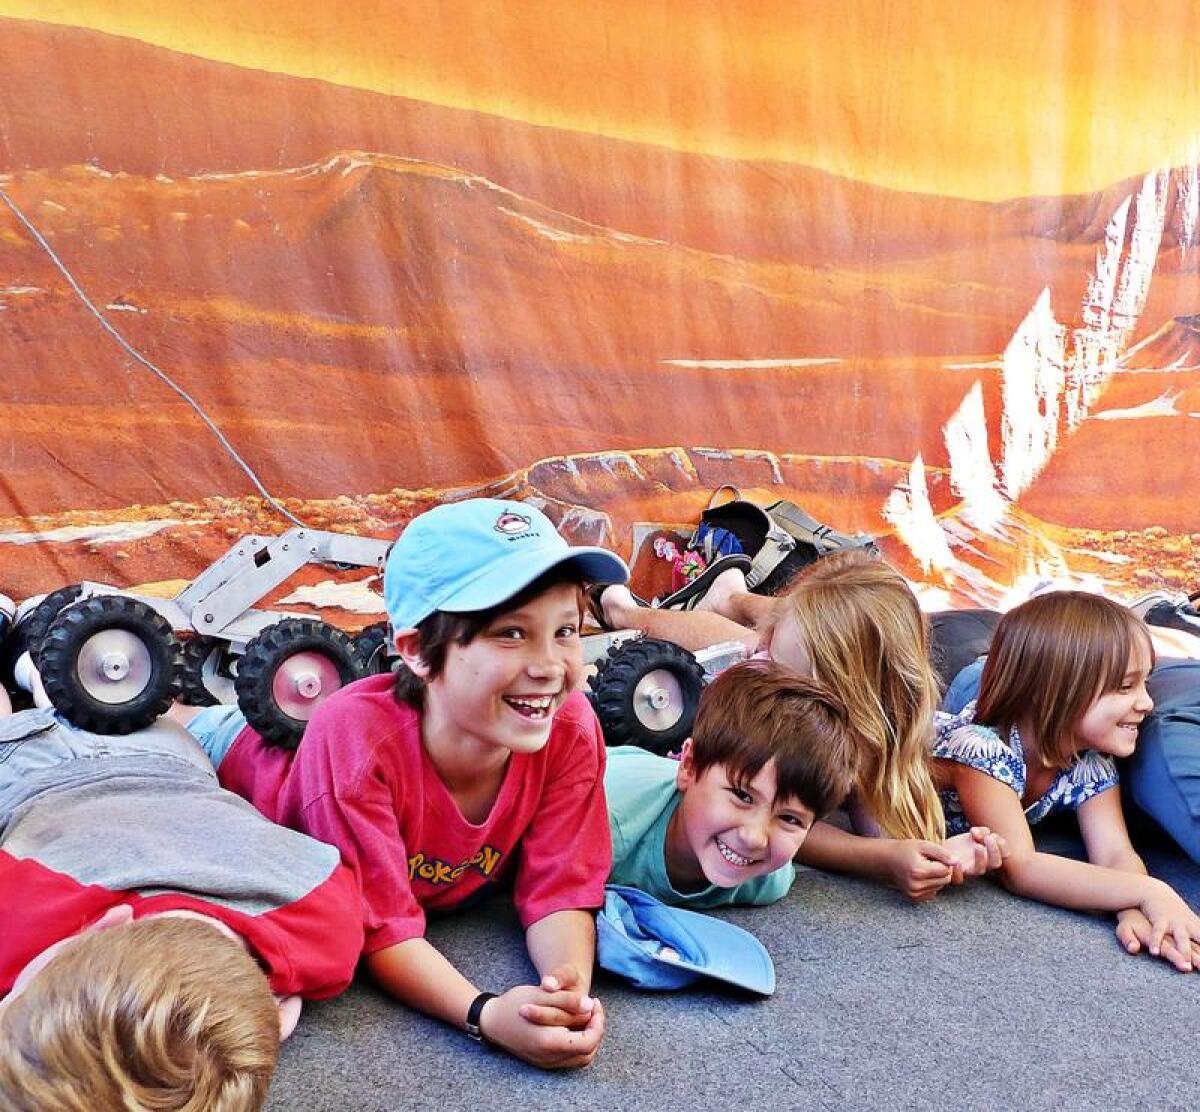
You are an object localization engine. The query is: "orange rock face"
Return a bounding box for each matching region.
[1,19,1198,610]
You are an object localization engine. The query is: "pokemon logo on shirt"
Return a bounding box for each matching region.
[408,845,504,887]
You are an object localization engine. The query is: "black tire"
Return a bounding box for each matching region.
[39,595,183,734]
[235,618,360,750]
[0,585,85,688]
[179,635,239,706]
[588,637,705,755]
[928,608,1001,689]
[353,622,393,675]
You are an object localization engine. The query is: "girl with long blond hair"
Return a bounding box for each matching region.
[596,549,1005,900]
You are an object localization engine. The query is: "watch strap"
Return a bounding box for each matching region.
[465,991,497,1042]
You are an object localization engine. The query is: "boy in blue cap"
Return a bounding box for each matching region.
[185,499,628,1070]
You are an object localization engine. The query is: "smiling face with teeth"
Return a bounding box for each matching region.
[412,580,585,764]
[663,743,816,893]
[1072,639,1155,760]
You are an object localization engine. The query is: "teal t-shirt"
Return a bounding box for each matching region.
[603,746,795,908]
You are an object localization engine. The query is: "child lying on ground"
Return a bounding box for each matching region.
[606,661,1006,905]
[933,590,1200,971]
[0,675,362,1111]
[184,499,628,1069]
[598,551,1005,899]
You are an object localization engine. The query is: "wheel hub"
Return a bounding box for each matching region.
[631,668,685,731]
[76,629,153,705]
[272,651,341,720]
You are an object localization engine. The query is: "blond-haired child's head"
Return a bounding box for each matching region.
[0,916,279,1112]
[976,590,1155,767]
[772,549,944,841]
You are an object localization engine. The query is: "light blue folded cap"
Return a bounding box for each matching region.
[384,498,629,630]
[596,884,776,995]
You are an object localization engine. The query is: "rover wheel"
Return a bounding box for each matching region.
[587,637,705,755]
[179,635,239,706]
[38,595,183,734]
[235,619,360,750]
[0,585,87,686]
[353,622,393,675]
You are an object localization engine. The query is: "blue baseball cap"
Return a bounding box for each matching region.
[596,885,776,995]
[384,499,629,631]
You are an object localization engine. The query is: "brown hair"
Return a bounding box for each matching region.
[975,591,1154,768]
[779,550,945,840]
[0,917,279,1112]
[393,564,585,707]
[688,661,857,818]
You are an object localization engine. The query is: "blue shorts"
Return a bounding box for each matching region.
[185,705,251,771]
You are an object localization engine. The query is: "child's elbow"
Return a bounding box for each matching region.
[996,852,1036,895]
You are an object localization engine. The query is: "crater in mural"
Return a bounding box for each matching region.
[0,19,1197,610]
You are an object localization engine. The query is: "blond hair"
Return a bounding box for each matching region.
[977,591,1154,768]
[0,917,279,1112]
[781,550,944,841]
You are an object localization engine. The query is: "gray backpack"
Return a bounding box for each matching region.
[687,487,879,596]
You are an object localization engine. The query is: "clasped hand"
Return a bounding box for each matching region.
[479,963,604,1069]
[887,826,1009,902]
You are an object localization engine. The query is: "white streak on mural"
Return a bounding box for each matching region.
[881,453,955,573]
[944,382,1005,532]
[999,288,1067,499]
[884,167,1172,595]
[1177,146,1199,250]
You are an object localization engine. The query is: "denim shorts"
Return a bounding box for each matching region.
[0,708,215,825]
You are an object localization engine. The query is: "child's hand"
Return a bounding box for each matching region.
[1138,882,1200,972]
[1117,907,1200,970]
[519,964,596,1031]
[480,986,604,1069]
[884,840,958,901]
[942,827,1009,879]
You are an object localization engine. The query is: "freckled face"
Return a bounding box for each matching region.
[424,582,584,757]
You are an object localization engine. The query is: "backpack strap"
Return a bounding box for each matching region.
[765,500,877,555]
[744,501,878,590]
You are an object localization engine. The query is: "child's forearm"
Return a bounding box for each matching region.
[1002,850,1167,913]
[795,821,892,879]
[525,909,596,988]
[365,937,481,1028]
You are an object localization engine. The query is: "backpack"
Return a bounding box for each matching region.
[687,486,880,596]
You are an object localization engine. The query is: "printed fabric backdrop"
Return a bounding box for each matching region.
[1,1,1199,620]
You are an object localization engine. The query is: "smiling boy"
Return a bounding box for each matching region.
[185,499,628,1069]
[605,661,858,907]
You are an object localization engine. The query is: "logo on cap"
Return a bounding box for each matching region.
[494,511,532,535]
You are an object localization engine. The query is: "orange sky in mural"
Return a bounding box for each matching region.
[3,0,1198,200]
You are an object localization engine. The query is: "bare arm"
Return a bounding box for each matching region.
[1078,789,1199,970]
[525,909,596,990]
[952,763,1200,966]
[796,821,957,902]
[600,588,759,654]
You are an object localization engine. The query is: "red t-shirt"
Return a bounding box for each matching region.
[220,675,612,954]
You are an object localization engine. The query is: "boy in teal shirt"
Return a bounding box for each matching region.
[605,661,856,907]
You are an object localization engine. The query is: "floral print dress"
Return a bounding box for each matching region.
[932,702,1119,836]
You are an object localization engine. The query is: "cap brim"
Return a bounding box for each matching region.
[440,544,629,614]
[662,904,776,996]
[597,886,775,996]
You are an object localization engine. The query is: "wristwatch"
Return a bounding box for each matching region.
[465,991,497,1042]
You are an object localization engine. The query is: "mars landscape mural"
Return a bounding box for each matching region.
[1,5,1198,613]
